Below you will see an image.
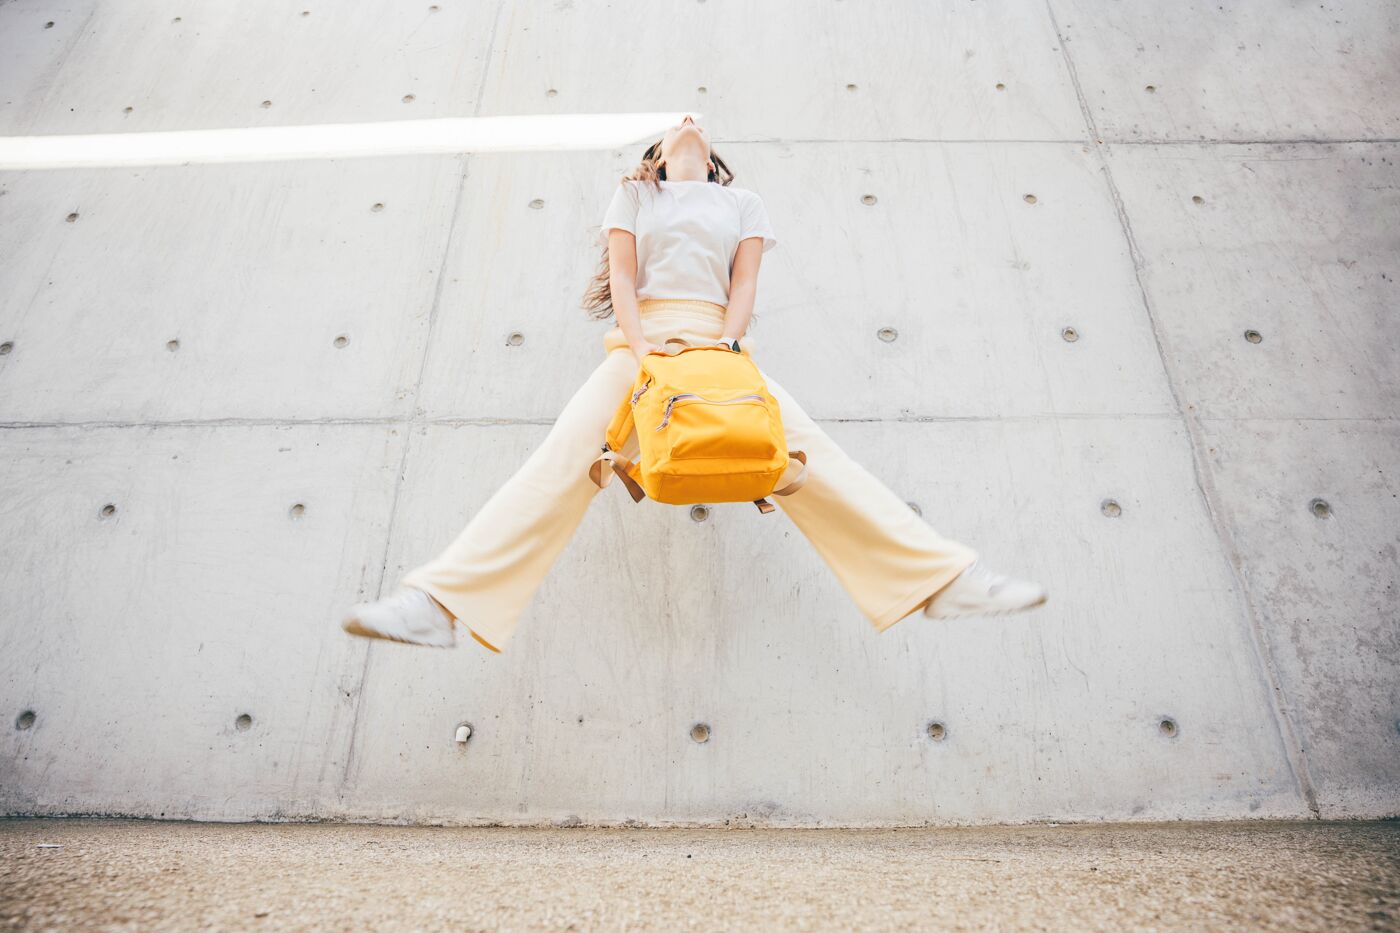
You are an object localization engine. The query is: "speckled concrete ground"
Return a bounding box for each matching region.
[1,819,1397,931]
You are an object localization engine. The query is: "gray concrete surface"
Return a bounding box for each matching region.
[1,1,1398,827]
[2,818,1398,931]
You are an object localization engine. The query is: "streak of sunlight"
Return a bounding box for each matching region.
[0,112,698,170]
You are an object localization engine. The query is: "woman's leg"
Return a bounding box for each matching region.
[758,366,982,632]
[399,346,639,652]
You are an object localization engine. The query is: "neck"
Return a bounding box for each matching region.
[664,154,709,182]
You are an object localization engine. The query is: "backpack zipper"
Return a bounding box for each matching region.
[630,377,652,406]
[654,393,765,431]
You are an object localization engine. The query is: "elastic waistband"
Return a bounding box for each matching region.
[637,298,726,315]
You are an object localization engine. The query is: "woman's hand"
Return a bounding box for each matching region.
[630,340,664,363]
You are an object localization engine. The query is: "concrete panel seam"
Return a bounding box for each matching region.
[338,0,508,799]
[1106,137,1400,146]
[337,154,471,796]
[663,137,1400,146]
[10,4,99,137]
[1043,0,1322,818]
[0,412,1222,429]
[6,415,1398,431]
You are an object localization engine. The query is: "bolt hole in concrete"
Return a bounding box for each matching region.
[123,106,133,114]
[697,86,707,95]
[846,83,858,92]
[235,714,253,732]
[1192,195,1205,205]
[1061,326,1079,342]
[877,326,898,342]
[690,723,711,743]
[1023,193,1037,204]
[288,503,306,519]
[907,501,922,516]
[0,341,13,355]
[99,503,117,520]
[927,721,947,742]
[507,332,524,346]
[16,710,36,730]
[1159,717,1179,738]
[1244,329,1262,344]
[861,194,877,205]
[333,334,349,348]
[171,16,181,23]
[996,82,1006,90]
[301,10,310,16]
[371,202,384,212]
[429,4,440,10]
[166,339,179,352]
[690,504,710,522]
[546,88,558,98]
[261,100,272,109]
[44,20,54,28]
[1145,84,1157,93]
[1101,498,1122,518]
[529,198,545,210]
[65,212,78,222]
[402,94,415,103]
[1310,498,1331,519]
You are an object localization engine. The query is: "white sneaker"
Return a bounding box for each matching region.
[922,559,1048,619]
[341,586,457,648]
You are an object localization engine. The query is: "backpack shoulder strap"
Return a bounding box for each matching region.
[604,385,636,452]
[752,450,809,513]
[587,388,647,503]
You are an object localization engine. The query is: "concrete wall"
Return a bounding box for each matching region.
[1,0,1396,826]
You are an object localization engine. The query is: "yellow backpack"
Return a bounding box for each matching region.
[588,338,809,513]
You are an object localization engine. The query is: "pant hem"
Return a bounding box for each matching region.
[404,552,978,651]
[867,552,979,633]
[401,578,507,654]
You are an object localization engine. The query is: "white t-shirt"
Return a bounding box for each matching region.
[596,179,777,305]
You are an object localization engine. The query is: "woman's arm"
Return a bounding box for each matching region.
[722,237,766,342]
[607,229,661,361]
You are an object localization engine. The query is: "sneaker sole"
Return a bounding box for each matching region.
[924,590,1049,620]
[341,614,455,648]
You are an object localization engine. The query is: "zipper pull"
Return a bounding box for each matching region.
[655,394,685,430]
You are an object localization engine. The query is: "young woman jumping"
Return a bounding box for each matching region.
[341,114,1048,652]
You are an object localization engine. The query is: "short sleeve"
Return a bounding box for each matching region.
[738,190,778,253]
[596,181,640,247]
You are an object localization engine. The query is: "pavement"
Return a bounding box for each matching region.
[1,818,1397,931]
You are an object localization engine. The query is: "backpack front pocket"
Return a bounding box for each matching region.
[655,393,778,460]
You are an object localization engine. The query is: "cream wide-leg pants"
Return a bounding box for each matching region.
[400,298,978,653]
